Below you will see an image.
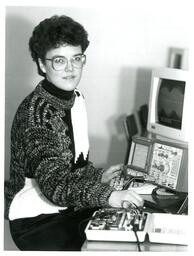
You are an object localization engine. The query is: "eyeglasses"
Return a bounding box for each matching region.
[45,54,86,71]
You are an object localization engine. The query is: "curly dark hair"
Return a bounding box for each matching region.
[29,15,89,76]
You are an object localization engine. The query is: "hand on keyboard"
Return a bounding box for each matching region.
[109,165,138,190]
[109,165,156,195]
[101,164,124,183]
[110,173,125,190]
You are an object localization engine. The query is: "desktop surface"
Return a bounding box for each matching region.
[82,239,188,252]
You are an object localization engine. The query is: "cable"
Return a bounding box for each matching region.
[123,176,145,190]
[133,229,141,252]
[131,218,142,252]
[151,187,188,213]
[121,201,142,251]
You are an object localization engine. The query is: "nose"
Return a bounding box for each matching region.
[65,59,74,72]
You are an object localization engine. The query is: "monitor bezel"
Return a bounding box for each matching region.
[147,68,189,143]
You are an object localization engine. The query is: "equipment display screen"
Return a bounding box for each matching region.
[132,144,149,170]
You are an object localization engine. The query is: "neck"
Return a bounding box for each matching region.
[42,79,74,100]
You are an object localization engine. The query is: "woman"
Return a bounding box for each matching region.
[5,15,144,251]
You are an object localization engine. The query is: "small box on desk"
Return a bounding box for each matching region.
[147,213,188,245]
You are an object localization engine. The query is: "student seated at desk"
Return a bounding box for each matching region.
[4,15,144,251]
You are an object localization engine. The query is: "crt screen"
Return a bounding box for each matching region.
[157,78,185,129]
[132,143,149,170]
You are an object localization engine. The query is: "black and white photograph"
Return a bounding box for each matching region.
[1,0,192,253]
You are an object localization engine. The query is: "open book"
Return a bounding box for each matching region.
[85,209,188,245]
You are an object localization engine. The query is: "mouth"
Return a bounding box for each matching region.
[63,75,75,80]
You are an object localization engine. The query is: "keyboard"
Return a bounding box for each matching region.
[109,174,125,190]
[110,166,157,194]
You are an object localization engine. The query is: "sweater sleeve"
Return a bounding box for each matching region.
[24,126,115,209]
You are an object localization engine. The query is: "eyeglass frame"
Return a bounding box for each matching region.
[45,54,86,71]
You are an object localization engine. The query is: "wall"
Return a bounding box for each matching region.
[5,3,189,180]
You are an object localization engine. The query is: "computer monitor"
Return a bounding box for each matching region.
[147,68,189,143]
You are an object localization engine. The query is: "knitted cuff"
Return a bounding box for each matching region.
[89,183,115,208]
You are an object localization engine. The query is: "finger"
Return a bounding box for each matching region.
[128,190,144,203]
[109,164,124,173]
[114,163,124,170]
[121,200,137,209]
[107,172,120,181]
[106,168,120,176]
[123,191,144,208]
[131,194,144,207]
[110,171,121,179]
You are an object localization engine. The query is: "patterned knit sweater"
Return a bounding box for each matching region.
[4,80,114,219]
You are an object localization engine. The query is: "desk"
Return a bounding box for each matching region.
[82,238,188,252]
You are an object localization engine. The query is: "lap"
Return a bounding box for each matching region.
[9,207,98,251]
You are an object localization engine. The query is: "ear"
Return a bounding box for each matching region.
[38,58,46,74]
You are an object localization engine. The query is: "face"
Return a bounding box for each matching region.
[39,45,85,91]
